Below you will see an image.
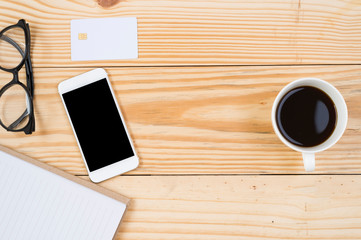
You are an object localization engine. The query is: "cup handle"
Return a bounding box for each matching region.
[302,152,315,172]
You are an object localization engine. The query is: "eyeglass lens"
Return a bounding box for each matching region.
[0,84,30,130]
[0,26,26,69]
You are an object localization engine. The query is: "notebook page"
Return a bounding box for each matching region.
[0,150,126,240]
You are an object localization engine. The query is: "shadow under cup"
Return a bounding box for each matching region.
[271,78,348,171]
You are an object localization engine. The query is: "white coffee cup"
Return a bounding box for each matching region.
[271,78,348,172]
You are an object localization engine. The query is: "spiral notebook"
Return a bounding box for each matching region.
[0,145,129,240]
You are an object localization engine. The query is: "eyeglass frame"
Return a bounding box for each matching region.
[0,19,35,134]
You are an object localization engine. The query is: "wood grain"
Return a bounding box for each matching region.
[1,1,361,239]
[0,0,360,67]
[0,65,360,175]
[94,175,361,240]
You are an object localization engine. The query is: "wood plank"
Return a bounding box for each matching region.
[0,65,360,175]
[94,175,361,240]
[0,0,361,67]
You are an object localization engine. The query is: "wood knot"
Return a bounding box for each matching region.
[96,0,120,8]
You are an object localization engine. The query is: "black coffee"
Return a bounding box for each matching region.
[276,86,337,147]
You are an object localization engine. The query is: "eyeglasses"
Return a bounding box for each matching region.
[0,19,35,134]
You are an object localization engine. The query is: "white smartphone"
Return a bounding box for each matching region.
[58,68,138,183]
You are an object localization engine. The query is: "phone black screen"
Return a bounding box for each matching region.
[62,78,134,172]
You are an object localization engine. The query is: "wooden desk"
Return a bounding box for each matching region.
[1,0,361,239]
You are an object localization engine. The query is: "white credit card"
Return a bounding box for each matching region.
[71,17,138,61]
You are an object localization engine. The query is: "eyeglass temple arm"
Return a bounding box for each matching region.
[0,35,25,57]
[8,108,29,130]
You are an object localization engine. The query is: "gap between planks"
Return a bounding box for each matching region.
[74,173,361,177]
[34,63,361,69]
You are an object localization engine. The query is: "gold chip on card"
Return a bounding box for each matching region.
[78,33,87,40]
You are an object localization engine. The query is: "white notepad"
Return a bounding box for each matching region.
[0,146,129,240]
